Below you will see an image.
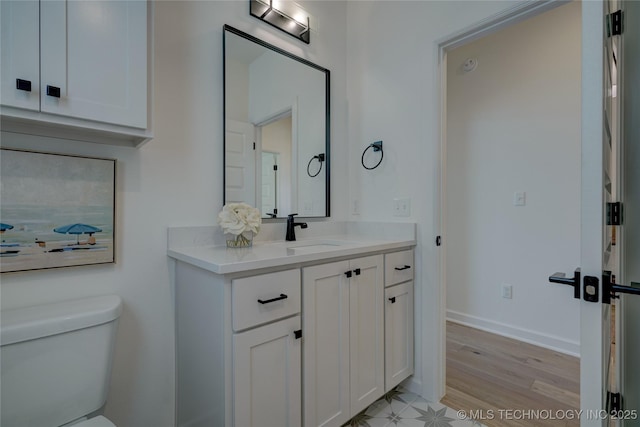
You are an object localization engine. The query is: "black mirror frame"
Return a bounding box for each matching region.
[223,24,330,218]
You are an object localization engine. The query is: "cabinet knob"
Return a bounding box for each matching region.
[46,85,61,98]
[345,271,352,278]
[16,79,32,92]
[389,297,396,304]
[294,329,302,339]
[353,268,361,276]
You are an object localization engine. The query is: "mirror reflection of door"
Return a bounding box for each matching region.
[258,115,293,218]
[225,119,256,205]
[261,152,278,217]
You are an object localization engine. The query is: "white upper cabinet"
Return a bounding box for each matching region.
[0,1,40,112]
[1,0,150,146]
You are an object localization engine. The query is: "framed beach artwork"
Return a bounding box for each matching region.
[0,149,115,273]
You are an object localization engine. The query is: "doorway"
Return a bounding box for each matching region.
[257,113,294,218]
[440,2,582,423]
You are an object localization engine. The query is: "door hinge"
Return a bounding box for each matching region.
[608,391,622,412]
[608,10,623,36]
[607,202,622,225]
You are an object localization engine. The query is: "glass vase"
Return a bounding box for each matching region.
[226,232,253,248]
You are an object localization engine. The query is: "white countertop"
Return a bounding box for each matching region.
[167,222,416,275]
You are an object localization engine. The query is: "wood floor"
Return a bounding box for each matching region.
[442,321,580,427]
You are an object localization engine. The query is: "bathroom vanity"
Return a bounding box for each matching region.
[168,222,415,427]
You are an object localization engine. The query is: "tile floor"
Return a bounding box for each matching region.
[343,386,486,427]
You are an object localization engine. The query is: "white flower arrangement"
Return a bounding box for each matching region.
[217,203,262,247]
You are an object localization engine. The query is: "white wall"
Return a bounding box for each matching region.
[445,2,581,355]
[226,57,250,122]
[0,1,348,426]
[345,0,543,401]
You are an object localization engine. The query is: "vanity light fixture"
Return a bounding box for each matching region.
[250,0,310,44]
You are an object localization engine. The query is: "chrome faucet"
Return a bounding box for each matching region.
[286,213,308,241]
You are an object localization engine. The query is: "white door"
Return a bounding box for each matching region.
[233,316,301,427]
[349,255,384,416]
[40,0,147,128]
[225,119,256,205]
[0,0,39,111]
[303,261,351,427]
[580,1,623,424]
[385,281,414,392]
[261,152,278,217]
[349,255,384,415]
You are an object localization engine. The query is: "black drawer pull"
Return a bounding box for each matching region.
[46,85,61,98]
[389,297,396,303]
[354,268,361,276]
[394,265,411,271]
[16,79,32,92]
[257,293,288,304]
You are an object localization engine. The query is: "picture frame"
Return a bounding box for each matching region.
[1,148,116,273]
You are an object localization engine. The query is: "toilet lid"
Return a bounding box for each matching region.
[73,416,116,427]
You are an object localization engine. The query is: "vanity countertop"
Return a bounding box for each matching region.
[167,222,416,275]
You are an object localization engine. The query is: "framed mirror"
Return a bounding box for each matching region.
[223,25,330,218]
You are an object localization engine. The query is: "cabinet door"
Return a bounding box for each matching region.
[349,255,385,415]
[384,281,414,392]
[303,261,351,427]
[0,0,40,111]
[40,0,147,128]
[234,316,301,427]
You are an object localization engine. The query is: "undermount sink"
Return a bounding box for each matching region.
[285,240,349,254]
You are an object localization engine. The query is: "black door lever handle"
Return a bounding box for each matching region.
[549,268,581,299]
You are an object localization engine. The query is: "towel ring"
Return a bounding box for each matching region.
[361,141,383,170]
[307,153,325,177]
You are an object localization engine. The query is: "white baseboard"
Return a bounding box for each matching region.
[446,310,580,357]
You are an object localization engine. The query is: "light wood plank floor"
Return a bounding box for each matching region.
[442,321,580,427]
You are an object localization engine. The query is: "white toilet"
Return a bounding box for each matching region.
[1,295,123,427]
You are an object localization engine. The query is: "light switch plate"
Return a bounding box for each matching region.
[393,198,411,217]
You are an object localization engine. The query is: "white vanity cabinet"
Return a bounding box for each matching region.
[1,0,151,146]
[175,264,302,427]
[171,232,416,427]
[303,255,384,427]
[384,250,415,391]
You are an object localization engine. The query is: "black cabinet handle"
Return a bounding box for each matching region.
[345,271,352,278]
[46,85,61,98]
[394,265,411,271]
[354,268,361,276]
[389,297,396,303]
[294,329,302,339]
[16,79,32,92]
[257,293,288,304]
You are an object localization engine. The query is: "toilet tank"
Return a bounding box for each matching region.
[1,295,123,427]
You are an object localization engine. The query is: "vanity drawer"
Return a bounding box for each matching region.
[232,269,301,331]
[384,250,414,287]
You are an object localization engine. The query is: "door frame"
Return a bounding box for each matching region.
[431,0,573,401]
